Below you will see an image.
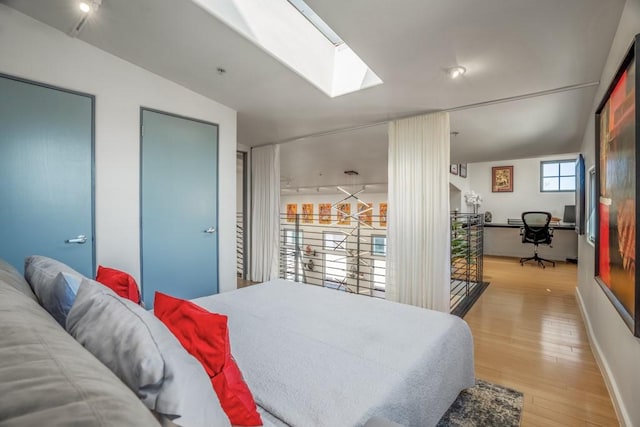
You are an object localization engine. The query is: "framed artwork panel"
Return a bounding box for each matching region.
[286,203,297,223]
[302,203,313,224]
[595,34,639,337]
[459,163,467,178]
[492,166,513,192]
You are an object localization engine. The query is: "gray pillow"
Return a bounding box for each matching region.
[25,255,86,295]
[44,272,82,327]
[67,279,231,427]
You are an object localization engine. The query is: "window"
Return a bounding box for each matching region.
[371,235,387,256]
[540,160,576,192]
[323,232,346,251]
[283,229,303,247]
[323,232,346,285]
[286,0,343,46]
[282,229,304,280]
[587,166,597,245]
[371,259,386,290]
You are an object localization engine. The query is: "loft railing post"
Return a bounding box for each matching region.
[279,214,284,279]
[294,213,300,282]
[356,219,361,294]
[466,214,471,296]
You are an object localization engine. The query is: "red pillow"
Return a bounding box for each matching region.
[95,265,141,304]
[154,292,262,426]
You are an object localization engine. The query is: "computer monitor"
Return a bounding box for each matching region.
[563,205,576,223]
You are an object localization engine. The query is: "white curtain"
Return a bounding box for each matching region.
[386,112,451,312]
[250,144,280,282]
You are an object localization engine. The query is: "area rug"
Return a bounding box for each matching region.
[437,379,523,427]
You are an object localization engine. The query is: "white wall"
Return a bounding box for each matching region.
[576,0,640,425]
[449,173,471,213]
[467,154,577,223]
[0,6,238,293]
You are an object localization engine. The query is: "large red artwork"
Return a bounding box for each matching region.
[596,47,637,335]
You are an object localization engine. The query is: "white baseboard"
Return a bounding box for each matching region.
[575,287,629,427]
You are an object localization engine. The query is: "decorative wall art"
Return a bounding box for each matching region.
[286,203,297,223]
[301,203,314,224]
[319,203,332,224]
[459,163,467,178]
[358,202,373,226]
[595,34,639,336]
[379,202,388,227]
[337,203,351,225]
[450,164,458,175]
[491,166,514,192]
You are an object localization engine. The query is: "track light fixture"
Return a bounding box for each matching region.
[71,0,102,38]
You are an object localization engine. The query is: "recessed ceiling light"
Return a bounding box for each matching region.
[447,66,466,79]
[79,2,91,13]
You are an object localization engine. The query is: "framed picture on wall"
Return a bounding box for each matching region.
[286,203,297,223]
[450,164,459,175]
[379,202,388,227]
[337,203,351,225]
[459,163,467,178]
[492,166,513,192]
[358,202,373,226]
[319,203,332,224]
[301,203,313,224]
[594,33,639,337]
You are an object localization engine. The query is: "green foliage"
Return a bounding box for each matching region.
[451,219,469,261]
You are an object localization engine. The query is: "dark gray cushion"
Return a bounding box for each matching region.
[67,279,230,427]
[0,277,160,426]
[0,258,37,301]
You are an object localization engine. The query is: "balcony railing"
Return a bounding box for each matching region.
[450,212,485,316]
[279,213,386,298]
[236,213,245,279]
[278,212,485,315]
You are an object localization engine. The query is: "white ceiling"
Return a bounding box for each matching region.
[3,0,625,187]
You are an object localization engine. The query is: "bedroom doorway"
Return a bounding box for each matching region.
[0,73,94,276]
[140,108,219,306]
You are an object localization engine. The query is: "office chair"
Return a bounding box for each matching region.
[519,211,555,268]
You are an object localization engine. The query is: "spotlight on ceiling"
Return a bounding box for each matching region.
[71,0,101,37]
[447,66,466,79]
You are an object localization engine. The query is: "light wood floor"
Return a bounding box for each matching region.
[465,256,618,426]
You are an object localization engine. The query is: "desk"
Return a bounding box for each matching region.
[483,223,578,261]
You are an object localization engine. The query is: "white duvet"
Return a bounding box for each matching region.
[193,280,474,427]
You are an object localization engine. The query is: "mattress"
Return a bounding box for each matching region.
[193,280,474,427]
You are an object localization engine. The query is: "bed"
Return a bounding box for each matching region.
[193,279,475,427]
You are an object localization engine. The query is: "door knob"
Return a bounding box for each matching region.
[65,235,87,244]
[204,227,216,234]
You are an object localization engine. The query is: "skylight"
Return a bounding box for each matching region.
[286,0,343,46]
[190,0,382,97]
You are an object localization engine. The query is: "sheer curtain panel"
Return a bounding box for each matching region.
[387,113,451,312]
[250,144,280,282]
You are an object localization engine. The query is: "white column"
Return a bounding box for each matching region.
[387,112,451,312]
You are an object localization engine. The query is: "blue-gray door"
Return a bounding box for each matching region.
[0,75,94,276]
[141,109,218,306]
